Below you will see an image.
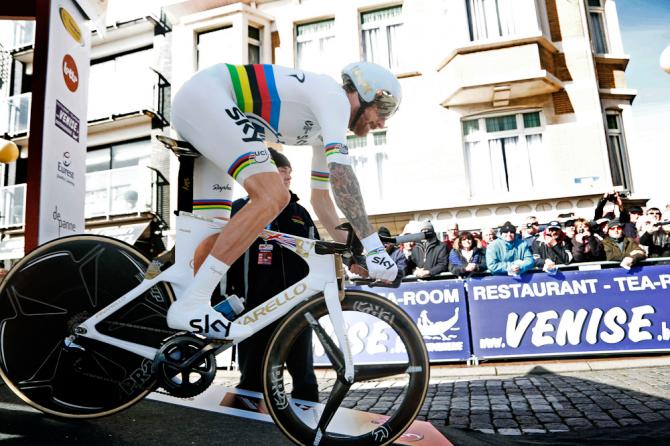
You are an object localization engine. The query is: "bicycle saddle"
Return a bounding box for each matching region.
[156,135,201,158]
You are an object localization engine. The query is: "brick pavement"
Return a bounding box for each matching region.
[216,360,670,439]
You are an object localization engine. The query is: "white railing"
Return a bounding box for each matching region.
[0,92,31,136]
[0,184,26,228]
[84,166,153,218]
[0,166,158,229]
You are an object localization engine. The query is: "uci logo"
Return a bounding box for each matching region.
[254,150,269,163]
[62,54,79,92]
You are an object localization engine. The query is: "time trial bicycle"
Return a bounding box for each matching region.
[0,139,429,446]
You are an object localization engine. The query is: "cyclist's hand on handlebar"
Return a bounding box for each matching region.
[365,251,398,282]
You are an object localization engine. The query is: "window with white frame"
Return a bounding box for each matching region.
[361,6,403,71]
[347,130,388,200]
[248,26,261,65]
[587,0,609,54]
[463,111,546,195]
[197,26,238,70]
[295,20,337,78]
[465,0,544,42]
[605,111,631,190]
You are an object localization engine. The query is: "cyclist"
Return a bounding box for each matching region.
[167,61,401,339]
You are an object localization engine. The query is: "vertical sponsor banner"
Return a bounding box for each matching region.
[38,1,90,243]
[468,265,670,359]
[313,280,470,365]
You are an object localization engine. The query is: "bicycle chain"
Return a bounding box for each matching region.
[99,320,177,336]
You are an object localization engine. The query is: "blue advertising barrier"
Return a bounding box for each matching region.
[313,280,471,364]
[467,264,670,359]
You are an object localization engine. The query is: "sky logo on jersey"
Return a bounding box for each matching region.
[226,64,281,131]
[193,199,232,212]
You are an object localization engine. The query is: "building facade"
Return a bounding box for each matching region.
[0,0,639,257]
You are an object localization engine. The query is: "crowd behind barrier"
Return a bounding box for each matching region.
[314,257,670,366]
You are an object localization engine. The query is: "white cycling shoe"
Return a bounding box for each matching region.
[167,298,253,341]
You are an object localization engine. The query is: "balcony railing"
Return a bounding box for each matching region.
[88,68,170,127]
[84,165,169,225]
[0,184,26,228]
[0,165,170,230]
[0,93,31,136]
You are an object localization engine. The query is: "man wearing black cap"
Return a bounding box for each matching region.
[531,220,573,273]
[602,219,646,269]
[226,148,319,401]
[485,221,534,275]
[409,220,448,278]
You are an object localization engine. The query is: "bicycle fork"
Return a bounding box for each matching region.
[323,282,355,383]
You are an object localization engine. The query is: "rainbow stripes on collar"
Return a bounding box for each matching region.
[311,170,329,183]
[226,64,281,130]
[193,199,232,212]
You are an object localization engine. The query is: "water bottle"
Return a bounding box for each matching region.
[213,294,245,321]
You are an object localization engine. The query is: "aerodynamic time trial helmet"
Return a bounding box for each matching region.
[341,61,402,119]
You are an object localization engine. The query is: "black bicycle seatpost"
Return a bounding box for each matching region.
[177,156,194,213]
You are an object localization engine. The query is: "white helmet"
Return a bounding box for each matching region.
[342,61,401,119]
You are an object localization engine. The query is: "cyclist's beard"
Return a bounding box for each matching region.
[348,103,369,135]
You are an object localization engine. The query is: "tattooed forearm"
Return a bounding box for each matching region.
[329,163,374,238]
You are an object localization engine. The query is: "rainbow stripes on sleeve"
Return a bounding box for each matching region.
[225,64,281,130]
[193,199,232,212]
[228,152,257,180]
[324,142,348,161]
[311,170,329,183]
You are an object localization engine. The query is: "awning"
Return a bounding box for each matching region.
[86,222,151,245]
[0,237,25,260]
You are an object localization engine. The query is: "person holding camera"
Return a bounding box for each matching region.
[639,208,670,258]
[594,191,636,238]
[571,218,605,262]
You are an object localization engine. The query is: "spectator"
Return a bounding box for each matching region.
[602,219,647,269]
[571,218,604,262]
[639,217,670,258]
[481,227,497,248]
[486,221,535,276]
[532,220,573,273]
[646,207,663,223]
[378,226,409,280]
[594,191,621,221]
[522,216,541,246]
[442,222,460,253]
[625,205,643,239]
[562,219,576,251]
[410,220,448,278]
[448,231,487,276]
[227,148,318,401]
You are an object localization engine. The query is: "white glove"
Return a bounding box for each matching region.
[361,233,398,282]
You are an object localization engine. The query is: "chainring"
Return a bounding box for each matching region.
[152,333,217,398]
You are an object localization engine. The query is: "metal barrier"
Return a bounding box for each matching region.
[345,258,670,364]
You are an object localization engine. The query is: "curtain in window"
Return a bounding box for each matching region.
[488,138,508,192]
[387,24,402,70]
[608,135,625,187]
[589,12,608,53]
[525,134,544,190]
[467,140,496,196]
[363,27,384,66]
[467,0,538,41]
[296,21,337,77]
[503,136,534,192]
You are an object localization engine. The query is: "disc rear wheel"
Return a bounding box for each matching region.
[0,235,176,418]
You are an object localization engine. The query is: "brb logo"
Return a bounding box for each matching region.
[62,54,79,92]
